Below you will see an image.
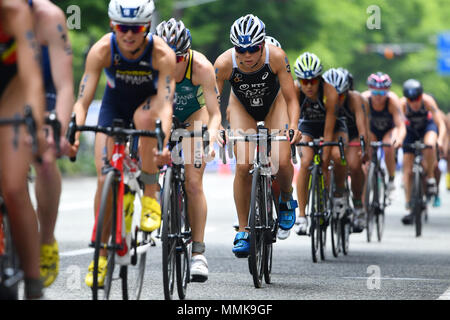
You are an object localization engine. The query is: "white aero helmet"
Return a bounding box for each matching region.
[108,0,155,24]
[323,68,350,94]
[265,36,281,48]
[230,14,266,48]
[155,18,191,55]
[294,52,323,79]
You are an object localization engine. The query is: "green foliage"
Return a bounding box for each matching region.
[56,0,450,113]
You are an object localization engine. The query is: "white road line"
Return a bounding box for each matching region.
[438,286,450,300]
[60,248,94,257]
[343,276,443,282]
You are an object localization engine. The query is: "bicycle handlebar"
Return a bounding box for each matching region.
[0,106,41,163]
[296,137,346,165]
[66,113,165,162]
[45,110,61,155]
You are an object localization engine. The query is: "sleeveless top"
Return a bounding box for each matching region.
[369,97,393,131]
[101,32,158,113]
[340,94,357,129]
[299,80,326,122]
[229,44,280,121]
[174,49,205,122]
[0,13,17,96]
[405,101,432,132]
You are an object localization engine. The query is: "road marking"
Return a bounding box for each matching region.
[438,286,450,300]
[343,276,444,282]
[60,248,94,257]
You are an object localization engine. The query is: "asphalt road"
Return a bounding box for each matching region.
[29,170,450,301]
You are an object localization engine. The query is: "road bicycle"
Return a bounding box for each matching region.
[0,106,40,299]
[67,115,164,300]
[365,141,391,243]
[296,137,345,263]
[331,136,366,257]
[159,116,208,300]
[403,141,432,237]
[226,122,295,288]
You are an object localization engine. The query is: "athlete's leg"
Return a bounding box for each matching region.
[382,128,396,179]
[0,76,41,293]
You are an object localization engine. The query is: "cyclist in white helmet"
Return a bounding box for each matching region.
[68,0,176,288]
[156,18,222,282]
[324,68,369,232]
[293,52,346,236]
[215,14,301,257]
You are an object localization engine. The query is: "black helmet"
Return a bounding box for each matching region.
[403,79,423,100]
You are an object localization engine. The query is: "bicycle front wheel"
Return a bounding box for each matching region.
[176,182,191,300]
[248,168,265,288]
[161,167,176,300]
[92,170,117,300]
[412,170,423,237]
[308,168,320,263]
[365,164,376,243]
[376,171,386,241]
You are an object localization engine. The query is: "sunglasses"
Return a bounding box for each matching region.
[407,95,422,102]
[371,89,387,96]
[112,23,148,34]
[234,44,262,54]
[300,78,319,86]
[176,53,188,63]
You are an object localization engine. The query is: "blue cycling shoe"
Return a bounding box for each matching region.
[232,232,250,258]
[433,196,441,207]
[278,195,298,230]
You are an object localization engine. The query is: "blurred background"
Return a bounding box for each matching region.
[54,0,450,175]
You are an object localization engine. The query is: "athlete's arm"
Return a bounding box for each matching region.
[150,36,176,145]
[68,35,108,158]
[424,94,447,151]
[43,7,74,149]
[388,94,406,148]
[323,82,338,143]
[271,47,301,143]
[193,52,222,148]
[351,92,368,148]
[2,0,45,126]
[213,50,232,97]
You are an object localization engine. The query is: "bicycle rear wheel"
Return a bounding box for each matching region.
[0,205,21,300]
[341,209,351,255]
[365,164,376,243]
[122,229,149,300]
[92,170,117,300]
[161,167,176,300]
[248,168,265,288]
[176,182,191,299]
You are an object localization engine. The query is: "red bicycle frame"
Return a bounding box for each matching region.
[90,142,128,256]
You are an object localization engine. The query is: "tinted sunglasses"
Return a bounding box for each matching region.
[112,23,148,34]
[235,44,262,54]
[407,95,422,102]
[300,78,319,86]
[371,89,387,96]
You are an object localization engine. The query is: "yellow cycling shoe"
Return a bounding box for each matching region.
[123,191,135,233]
[446,172,450,191]
[85,256,108,288]
[40,240,59,288]
[140,196,161,232]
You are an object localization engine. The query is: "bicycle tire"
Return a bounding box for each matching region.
[161,167,176,300]
[176,182,191,299]
[341,209,350,255]
[263,176,273,285]
[413,170,423,237]
[0,206,21,300]
[365,164,376,243]
[248,167,265,288]
[329,171,341,258]
[92,170,117,300]
[319,177,328,261]
[308,167,320,263]
[122,229,148,300]
[376,171,386,241]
